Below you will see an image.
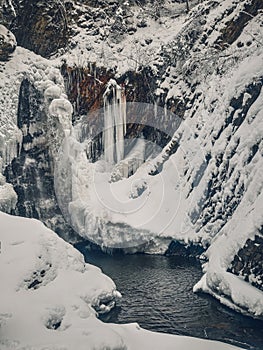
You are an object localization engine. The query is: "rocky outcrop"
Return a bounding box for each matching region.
[165,240,204,258]
[229,232,263,292]
[0,0,16,26]
[5,0,69,57]
[216,0,263,48]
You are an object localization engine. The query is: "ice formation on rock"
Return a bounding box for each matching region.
[110,137,146,182]
[49,98,73,133]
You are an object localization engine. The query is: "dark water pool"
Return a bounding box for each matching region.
[76,243,263,350]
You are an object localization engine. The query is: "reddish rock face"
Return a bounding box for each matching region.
[60,63,174,152]
[61,63,115,120]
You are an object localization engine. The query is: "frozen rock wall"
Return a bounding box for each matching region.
[1,50,77,240]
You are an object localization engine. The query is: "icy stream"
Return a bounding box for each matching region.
[76,243,263,350]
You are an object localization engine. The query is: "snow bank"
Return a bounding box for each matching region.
[0,211,242,350]
[0,211,122,349]
[194,171,263,316]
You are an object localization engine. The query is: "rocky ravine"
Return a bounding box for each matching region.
[0,0,263,318]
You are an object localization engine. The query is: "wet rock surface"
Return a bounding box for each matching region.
[165,240,205,258]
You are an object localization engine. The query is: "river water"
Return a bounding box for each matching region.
[76,243,263,350]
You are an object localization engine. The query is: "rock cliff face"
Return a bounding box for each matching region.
[0,0,262,317]
[1,0,69,57]
[229,233,263,292]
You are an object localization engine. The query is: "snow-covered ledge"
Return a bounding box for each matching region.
[0,211,242,350]
[194,170,263,318]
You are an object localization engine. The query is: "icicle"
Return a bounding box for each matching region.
[103,96,114,164]
[122,87,127,134]
[154,97,159,118]
[164,102,167,121]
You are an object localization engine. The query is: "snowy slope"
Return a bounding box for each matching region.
[0,211,242,350]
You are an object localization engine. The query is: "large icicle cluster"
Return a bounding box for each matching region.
[103,79,126,164]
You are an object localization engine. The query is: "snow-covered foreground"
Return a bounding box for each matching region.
[0,211,243,350]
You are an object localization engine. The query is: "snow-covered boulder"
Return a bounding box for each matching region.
[0,24,16,61]
[0,211,242,350]
[0,211,123,349]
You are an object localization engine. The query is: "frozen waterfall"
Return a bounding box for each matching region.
[103,79,126,164]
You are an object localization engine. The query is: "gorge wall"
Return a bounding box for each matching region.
[0,0,262,317]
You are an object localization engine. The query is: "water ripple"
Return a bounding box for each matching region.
[76,244,263,350]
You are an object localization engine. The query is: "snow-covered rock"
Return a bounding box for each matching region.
[0,211,242,350]
[1,0,69,57]
[0,24,16,61]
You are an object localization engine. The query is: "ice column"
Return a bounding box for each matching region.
[103,79,126,164]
